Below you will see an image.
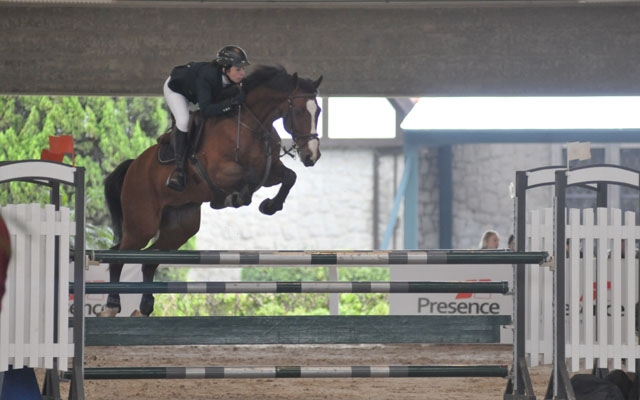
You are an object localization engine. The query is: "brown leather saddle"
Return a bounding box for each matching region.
[157,112,205,164]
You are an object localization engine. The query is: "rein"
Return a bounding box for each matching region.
[237,105,274,189]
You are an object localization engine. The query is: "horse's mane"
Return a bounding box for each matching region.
[243,65,316,94]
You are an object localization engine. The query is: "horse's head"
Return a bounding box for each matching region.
[282,73,323,167]
[243,66,323,167]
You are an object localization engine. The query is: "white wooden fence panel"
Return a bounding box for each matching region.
[29,203,43,368]
[623,211,636,370]
[542,208,554,364]
[596,208,608,368]
[582,209,595,369]
[0,204,74,372]
[526,207,555,367]
[58,206,71,370]
[567,208,581,371]
[526,209,541,367]
[610,209,622,370]
[527,207,640,372]
[13,205,27,369]
[43,204,56,369]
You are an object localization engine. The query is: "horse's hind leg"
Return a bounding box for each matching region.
[136,205,201,316]
[259,162,297,216]
[101,260,124,317]
[96,259,125,317]
[98,214,162,317]
[98,236,151,317]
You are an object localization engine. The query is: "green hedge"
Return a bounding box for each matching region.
[153,267,390,316]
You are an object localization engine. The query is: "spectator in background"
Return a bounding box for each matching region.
[479,230,500,249]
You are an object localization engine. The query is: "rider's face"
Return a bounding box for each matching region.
[226,66,246,84]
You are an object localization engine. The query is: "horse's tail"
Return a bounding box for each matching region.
[105,159,134,247]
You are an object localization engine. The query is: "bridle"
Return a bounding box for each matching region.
[237,90,320,159]
[282,92,321,153]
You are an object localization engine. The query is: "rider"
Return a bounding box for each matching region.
[163,45,250,192]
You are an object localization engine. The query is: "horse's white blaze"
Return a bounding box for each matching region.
[306,99,318,134]
[306,99,319,161]
[307,138,319,161]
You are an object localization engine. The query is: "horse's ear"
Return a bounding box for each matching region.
[313,75,323,89]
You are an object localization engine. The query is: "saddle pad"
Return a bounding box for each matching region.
[157,142,175,164]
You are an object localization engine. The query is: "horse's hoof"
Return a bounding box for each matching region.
[96,307,119,318]
[225,193,243,208]
[130,309,148,317]
[259,199,281,215]
[259,200,271,215]
[209,200,225,210]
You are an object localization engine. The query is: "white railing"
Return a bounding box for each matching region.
[0,203,74,371]
[527,207,640,372]
[525,207,554,367]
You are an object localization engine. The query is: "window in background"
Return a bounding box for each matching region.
[327,97,396,139]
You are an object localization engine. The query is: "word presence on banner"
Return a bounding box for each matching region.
[389,264,512,343]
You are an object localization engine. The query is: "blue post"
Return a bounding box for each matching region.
[403,143,419,249]
[381,149,418,250]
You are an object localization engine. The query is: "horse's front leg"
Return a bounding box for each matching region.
[259,162,296,216]
[210,162,259,210]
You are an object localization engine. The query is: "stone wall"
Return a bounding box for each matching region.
[418,143,556,249]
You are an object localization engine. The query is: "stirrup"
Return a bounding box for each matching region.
[166,169,186,192]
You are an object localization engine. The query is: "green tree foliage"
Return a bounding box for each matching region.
[0,95,169,236]
[154,267,390,316]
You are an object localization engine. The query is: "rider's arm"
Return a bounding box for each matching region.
[196,68,237,118]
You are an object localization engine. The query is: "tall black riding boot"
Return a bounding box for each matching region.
[166,129,188,192]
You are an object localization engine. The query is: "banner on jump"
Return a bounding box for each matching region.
[389,264,512,343]
[69,262,142,318]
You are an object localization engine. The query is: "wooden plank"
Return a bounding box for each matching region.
[84,315,511,347]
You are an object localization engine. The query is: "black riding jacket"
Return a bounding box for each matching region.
[168,61,235,119]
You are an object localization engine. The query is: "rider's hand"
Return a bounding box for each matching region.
[229,90,245,106]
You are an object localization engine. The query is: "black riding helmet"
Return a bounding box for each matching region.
[216,45,250,68]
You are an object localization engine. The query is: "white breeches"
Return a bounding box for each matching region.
[163,77,190,132]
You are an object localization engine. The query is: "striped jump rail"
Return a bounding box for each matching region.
[74,280,510,295]
[63,365,509,380]
[84,249,549,265]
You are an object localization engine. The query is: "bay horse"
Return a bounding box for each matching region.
[98,65,322,317]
